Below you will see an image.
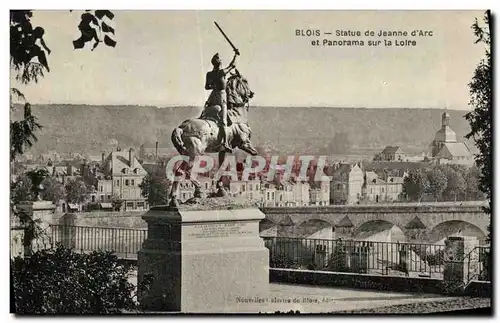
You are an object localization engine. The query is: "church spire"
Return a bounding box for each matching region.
[442,109,450,128]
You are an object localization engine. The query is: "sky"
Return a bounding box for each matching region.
[12,10,487,110]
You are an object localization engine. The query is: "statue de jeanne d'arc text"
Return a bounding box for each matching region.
[169,22,257,206]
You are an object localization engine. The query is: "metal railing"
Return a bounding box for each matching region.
[263,237,445,277]
[50,225,148,260]
[466,245,491,283]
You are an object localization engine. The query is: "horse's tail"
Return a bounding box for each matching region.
[171,127,187,155]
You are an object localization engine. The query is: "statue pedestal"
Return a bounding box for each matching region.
[138,203,269,313]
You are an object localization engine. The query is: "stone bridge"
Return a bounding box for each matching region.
[261,201,489,243]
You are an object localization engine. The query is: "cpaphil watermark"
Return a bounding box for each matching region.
[165,155,335,182]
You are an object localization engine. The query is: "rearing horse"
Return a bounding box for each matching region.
[169,71,257,206]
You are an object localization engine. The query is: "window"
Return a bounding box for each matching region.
[100,195,104,202]
[126,202,134,208]
[107,194,111,201]
[242,185,246,192]
[91,195,95,203]
[100,186,103,192]
[131,179,135,186]
[205,183,209,190]
[137,202,145,208]
[382,187,385,193]
[267,192,270,200]
[280,195,283,201]
[125,179,130,186]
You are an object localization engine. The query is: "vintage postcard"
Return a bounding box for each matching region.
[9,9,492,315]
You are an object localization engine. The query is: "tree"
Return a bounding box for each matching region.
[442,167,466,201]
[64,178,88,204]
[464,166,481,200]
[403,169,430,201]
[110,194,124,211]
[139,172,171,206]
[11,175,34,204]
[12,246,141,314]
[40,177,66,204]
[427,168,448,201]
[25,168,50,199]
[465,11,492,228]
[10,10,116,162]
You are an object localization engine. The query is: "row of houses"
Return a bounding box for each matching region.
[15,148,150,213]
[329,164,406,204]
[175,162,406,206]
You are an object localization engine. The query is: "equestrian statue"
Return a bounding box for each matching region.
[169,22,257,206]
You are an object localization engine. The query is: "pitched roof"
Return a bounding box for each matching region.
[439,142,472,157]
[105,151,147,176]
[381,146,403,154]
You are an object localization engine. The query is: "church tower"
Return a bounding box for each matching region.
[430,110,457,157]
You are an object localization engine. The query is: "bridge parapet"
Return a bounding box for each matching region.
[260,201,489,244]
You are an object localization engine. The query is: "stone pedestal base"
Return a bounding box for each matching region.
[443,235,479,293]
[138,205,269,313]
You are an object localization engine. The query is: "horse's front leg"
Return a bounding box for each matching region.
[216,151,228,197]
[185,156,203,199]
[169,159,186,207]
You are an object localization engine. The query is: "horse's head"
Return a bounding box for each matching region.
[227,70,254,106]
[232,123,258,155]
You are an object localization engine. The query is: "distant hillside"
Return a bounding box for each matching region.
[10,105,476,157]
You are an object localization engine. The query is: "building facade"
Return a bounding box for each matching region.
[101,148,149,211]
[330,163,363,205]
[380,146,406,161]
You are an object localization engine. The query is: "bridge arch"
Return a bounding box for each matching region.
[354,220,407,242]
[428,220,487,244]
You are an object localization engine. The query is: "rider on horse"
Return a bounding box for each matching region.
[204,52,239,153]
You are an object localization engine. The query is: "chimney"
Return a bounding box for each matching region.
[129,148,135,168]
[155,141,159,159]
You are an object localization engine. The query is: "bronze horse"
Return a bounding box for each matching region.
[169,71,257,206]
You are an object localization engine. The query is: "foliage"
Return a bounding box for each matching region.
[403,169,430,201]
[64,177,89,204]
[426,168,448,200]
[139,171,171,206]
[26,168,50,198]
[440,166,466,200]
[465,11,492,240]
[10,103,43,162]
[11,245,139,314]
[40,176,66,203]
[11,175,34,204]
[464,166,482,200]
[111,194,124,211]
